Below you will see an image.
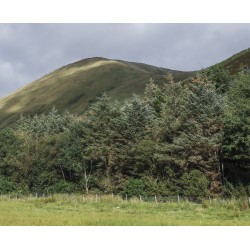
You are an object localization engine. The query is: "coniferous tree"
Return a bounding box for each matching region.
[83,94,123,192]
[2,69,250,197]
[144,78,165,114]
[179,76,224,194]
[119,95,157,177]
[204,65,232,94]
[157,75,224,195]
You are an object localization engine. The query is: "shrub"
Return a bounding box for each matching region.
[180,170,209,199]
[223,180,248,198]
[122,178,146,198]
[47,180,78,194]
[142,176,180,196]
[0,175,18,194]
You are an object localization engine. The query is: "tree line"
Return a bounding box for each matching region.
[0,65,250,199]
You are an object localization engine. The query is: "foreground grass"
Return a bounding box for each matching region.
[0,194,249,226]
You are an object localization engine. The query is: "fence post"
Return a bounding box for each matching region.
[209,196,211,203]
[177,195,180,203]
[112,193,114,199]
[139,195,142,203]
[155,195,158,205]
[36,193,38,199]
[95,194,98,202]
[248,197,250,207]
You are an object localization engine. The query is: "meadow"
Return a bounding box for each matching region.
[0,194,249,226]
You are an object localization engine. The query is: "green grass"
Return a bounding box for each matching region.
[0,194,249,226]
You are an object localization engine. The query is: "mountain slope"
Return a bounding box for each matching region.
[0,57,193,128]
[1,48,250,128]
[217,48,250,73]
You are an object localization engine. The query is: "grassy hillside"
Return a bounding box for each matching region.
[0,57,193,128]
[0,48,250,128]
[216,48,250,73]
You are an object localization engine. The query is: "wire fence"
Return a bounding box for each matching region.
[1,192,249,205]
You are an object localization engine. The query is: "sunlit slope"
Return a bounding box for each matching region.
[2,48,249,128]
[0,57,193,128]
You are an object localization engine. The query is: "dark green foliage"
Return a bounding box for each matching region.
[180,170,209,198]
[205,65,232,94]
[122,178,146,197]
[0,129,20,172]
[117,95,157,180]
[0,69,249,198]
[222,70,250,185]
[0,175,18,194]
[223,71,250,161]
[82,94,124,192]
[222,180,248,198]
[156,75,224,195]
[2,109,85,194]
[141,175,180,196]
[47,180,79,194]
[0,128,27,192]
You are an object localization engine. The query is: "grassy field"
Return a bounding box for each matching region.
[0,194,249,226]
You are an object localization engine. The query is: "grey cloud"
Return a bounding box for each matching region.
[0,23,250,97]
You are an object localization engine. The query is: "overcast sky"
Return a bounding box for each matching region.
[0,23,250,98]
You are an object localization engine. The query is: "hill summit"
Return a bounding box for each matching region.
[0,48,250,128]
[0,57,193,127]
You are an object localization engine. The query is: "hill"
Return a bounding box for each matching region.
[216,48,250,73]
[0,48,250,128]
[0,57,193,128]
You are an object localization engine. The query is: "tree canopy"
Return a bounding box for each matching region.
[0,70,250,198]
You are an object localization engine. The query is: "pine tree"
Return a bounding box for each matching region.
[118,95,157,178]
[144,78,165,114]
[158,75,224,195]
[83,94,123,192]
[204,65,232,94]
